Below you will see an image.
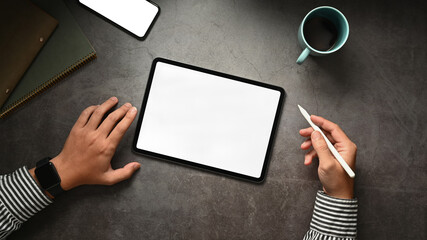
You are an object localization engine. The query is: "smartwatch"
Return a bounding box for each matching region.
[34,157,64,197]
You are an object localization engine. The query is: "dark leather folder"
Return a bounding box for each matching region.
[0,0,58,108]
[0,0,97,119]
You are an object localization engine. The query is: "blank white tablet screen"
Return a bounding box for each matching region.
[79,0,158,38]
[136,62,281,178]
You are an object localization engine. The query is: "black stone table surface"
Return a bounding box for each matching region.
[1,0,426,239]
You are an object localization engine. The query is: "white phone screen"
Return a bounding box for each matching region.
[79,0,159,38]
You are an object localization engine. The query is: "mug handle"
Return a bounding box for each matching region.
[296,48,310,65]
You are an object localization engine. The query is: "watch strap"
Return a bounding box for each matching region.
[47,182,64,197]
[36,157,51,167]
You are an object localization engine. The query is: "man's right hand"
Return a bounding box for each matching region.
[299,115,357,199]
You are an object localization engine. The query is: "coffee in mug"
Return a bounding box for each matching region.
[303,17,338,51]
[296,6,349,64]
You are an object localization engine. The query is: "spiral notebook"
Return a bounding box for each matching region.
[0,0,97,119]
[0,0,58,108]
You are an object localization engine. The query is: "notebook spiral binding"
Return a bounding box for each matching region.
[0,51,97,119]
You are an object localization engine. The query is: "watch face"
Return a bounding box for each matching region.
[35,162,60,189]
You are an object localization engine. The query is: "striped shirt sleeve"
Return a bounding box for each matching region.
[303,191,358,240]
[0,167,52,239]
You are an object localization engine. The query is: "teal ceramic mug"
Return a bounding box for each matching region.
[296,6,349,64]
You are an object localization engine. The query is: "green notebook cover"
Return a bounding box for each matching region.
[0,0,96,118]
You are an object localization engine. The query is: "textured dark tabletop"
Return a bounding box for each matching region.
[1,0,426,239]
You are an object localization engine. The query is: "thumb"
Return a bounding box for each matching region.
[105,162,141,185]
[311,131,334,162]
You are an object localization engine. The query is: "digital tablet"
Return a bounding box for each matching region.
[133,58,285,182]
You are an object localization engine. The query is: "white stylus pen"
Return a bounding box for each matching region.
[298,105,355,178]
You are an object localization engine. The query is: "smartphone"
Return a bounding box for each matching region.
[79,0,160,40]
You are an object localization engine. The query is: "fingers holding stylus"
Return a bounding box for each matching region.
[299,127,335,145]
[310,115,350,143]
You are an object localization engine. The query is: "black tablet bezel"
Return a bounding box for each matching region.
[78,0,160,41]
[132,58,285,183]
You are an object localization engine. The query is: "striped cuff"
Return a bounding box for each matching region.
[0,166,52,223]
[309,191,358,239]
